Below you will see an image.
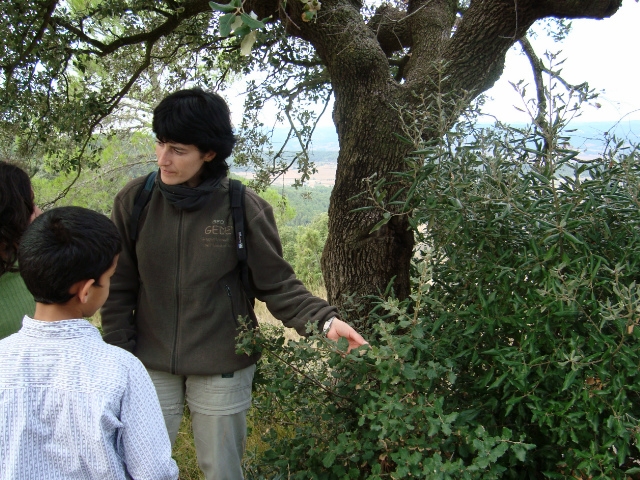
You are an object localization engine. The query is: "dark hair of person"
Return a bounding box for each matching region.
[0,161,35,275]
[18,206,122,305]
[152,87,236,180]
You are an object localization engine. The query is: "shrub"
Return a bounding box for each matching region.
[238,119,640,479]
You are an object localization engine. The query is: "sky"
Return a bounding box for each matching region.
[482,0,640,124]
[227,1,640,129]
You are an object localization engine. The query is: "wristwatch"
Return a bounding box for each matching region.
[322,317,335,335]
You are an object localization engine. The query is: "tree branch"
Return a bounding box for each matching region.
[519,36,547,127]
[50,0,213,56]
[21,0,59,65]
[536,0,622,18]
[432,0,621,102]
[103,43,154,115]
[403,0,457,84]
[1,0,59,81]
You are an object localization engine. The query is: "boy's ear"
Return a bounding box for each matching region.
[71,279,96,304]
[203,151,217,162]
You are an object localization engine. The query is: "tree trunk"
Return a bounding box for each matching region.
[321,85,415,317]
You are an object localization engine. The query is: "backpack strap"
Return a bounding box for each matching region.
[229,179,253,299]
[130,171,157,242]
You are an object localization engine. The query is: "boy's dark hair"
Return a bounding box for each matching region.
[152,88,236,180]
[18,206,122,304]
[0,161,35,275]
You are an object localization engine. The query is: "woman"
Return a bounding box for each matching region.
[101,88,366,480]
[0,161,41,339]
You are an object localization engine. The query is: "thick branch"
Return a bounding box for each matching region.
[51,17,179,56]
[403,0,457,84]
[537,0,621,18]
[434,0,619,102]
[367,4,412,56]
[437,0,531,97]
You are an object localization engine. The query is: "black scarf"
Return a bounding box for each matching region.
[157,171,223,211]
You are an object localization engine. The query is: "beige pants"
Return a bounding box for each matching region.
[147,364,256,480]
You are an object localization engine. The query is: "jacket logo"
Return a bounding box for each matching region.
[205,224,233,235]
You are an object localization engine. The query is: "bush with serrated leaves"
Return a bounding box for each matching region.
[239,120,640,479]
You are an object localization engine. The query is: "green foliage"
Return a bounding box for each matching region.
[300,0,322,22]
[237,119,640,478]
[0,0,333,189]
[0,0,247,179]
[31,132,155,212]
[403,124,640,478]
[280,213,329,291]
[256,187,297,226]
[282,184,332,227]
[209,0,268,55]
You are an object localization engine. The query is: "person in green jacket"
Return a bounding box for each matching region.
[101,88,367,480]
[0,161,42,339]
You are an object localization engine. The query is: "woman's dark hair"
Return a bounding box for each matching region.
[0,161,35,275]
[18,206,122,305]
[152,88,236,180]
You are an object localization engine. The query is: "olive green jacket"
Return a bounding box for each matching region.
[101,176,336,375]
[0,268,34,340]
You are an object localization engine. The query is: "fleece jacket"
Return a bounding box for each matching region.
[0,269,34,340]
[100,175,337,375]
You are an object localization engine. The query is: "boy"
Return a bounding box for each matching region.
[0,206,178,480]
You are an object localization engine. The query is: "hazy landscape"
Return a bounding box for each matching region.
[230,119,640,187]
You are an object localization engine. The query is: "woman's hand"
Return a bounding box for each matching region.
[326,318,368,352]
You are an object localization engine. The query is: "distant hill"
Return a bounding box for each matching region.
[561,120,640,157]
[258,120,640,159]
[270,125,340,153]
[231,120,640,185]
[477,120,640,158]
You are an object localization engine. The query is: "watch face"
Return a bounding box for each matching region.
[323,318,334,333]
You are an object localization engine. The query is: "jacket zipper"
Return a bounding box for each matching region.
[225,285,239,327]
[170,211,183,374]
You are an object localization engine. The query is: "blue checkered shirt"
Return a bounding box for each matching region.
[0,316,178,480]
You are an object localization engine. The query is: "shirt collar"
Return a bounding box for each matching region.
[20,316,101,339]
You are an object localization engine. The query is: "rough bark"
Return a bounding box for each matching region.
[322,98,416,313]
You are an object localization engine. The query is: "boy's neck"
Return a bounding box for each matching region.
[32,302,89,322]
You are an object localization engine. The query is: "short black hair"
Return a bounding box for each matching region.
[153,88,236,180]
[18,206,122,305]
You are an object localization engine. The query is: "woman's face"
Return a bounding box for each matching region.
[155,140,216,187]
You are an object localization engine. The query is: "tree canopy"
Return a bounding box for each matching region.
[0,0,625,314]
